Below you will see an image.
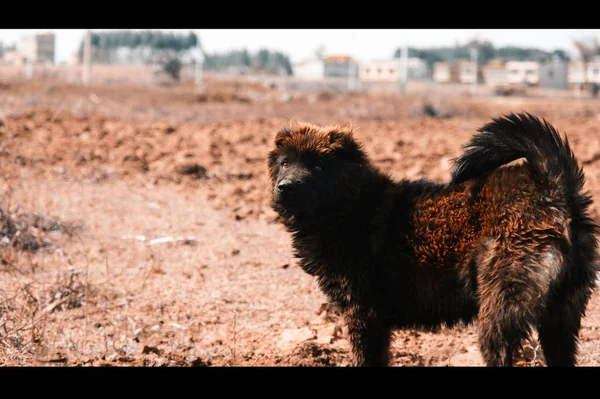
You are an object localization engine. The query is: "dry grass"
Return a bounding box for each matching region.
[1,78,600,366]
[0,171,300,366]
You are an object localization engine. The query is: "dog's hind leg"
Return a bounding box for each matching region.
[477,294,532,367]
[474,240,553,366]
[537,228,597,366]
[537,286,590,366]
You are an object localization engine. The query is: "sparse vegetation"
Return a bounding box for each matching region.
[203,48,293,75]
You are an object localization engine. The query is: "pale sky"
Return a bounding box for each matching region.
[1,29,599,64]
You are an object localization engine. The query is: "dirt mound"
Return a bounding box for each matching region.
[495,85,528,97]
[195,79,277,103]
[3,108,600,226]
[0,110,284,222]
[196,89,251,104]
[287,342,349,366]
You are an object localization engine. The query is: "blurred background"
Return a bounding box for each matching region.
[1,29,600,367]
[1,29,600,97]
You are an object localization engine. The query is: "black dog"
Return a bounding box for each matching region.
[268,113,598,366]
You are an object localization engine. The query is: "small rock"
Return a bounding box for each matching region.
[190,357,210,367]
[142,345,162,356]
[277,327,315,351]
[174,163,207,179]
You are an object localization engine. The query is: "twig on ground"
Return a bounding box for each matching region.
[118,234,199,246]
[227,310,238,366]
[446,338,466,366]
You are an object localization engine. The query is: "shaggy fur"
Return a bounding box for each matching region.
[267,113,599,366]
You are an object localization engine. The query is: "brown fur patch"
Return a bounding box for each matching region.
[274,123,355,154]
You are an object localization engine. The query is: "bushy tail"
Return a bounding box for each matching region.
[452,112,599,279]
[450,112,585,201]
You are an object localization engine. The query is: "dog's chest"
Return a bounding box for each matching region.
[293,234,374,301]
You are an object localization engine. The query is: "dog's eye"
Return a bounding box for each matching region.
[281,160,289,168]
[314,165,322,172]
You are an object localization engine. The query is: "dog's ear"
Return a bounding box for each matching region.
[327,128,364,162]
[274,127,293,148]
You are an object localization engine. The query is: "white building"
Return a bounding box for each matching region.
[292,59,325,80]
[359,58,429,82]
[482,60,508,87]
[586,58,600,84]
[359,61,399,82]
[432,62,453,83]
[293,55,358,80]
[506,61,540,86]
[567,57,600,91]
[457,60,478,84]
[18,33,55,64]
[432,60,478,84]
[568,61,586,88]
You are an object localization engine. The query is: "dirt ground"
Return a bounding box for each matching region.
[1,77,600,366]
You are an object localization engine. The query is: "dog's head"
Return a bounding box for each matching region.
[267,123,368,218]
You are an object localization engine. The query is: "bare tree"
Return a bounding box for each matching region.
[314,45,326,59]
[572,36,600,94]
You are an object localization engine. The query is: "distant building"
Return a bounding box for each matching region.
[359,58,429,82]
[567,57,600,92]
[433,60,480,84]
[539,57,568,89]
[567,60,586,89]
[360,60,399,82]
[506,61,540,86]
[457,60,479,84]
[586,57,600,84]
[432,62,455,83]
[293,54,358,80]
[293,58,325,80]
[482,59,509,87]
[323,55,359,78]
[18,33,55,64]
[407,58,430,80]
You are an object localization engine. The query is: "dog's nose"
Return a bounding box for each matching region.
[277,180,295,193]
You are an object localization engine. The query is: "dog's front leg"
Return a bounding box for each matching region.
[344,304,391,366]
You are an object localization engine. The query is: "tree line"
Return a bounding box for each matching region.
[203,49,292,75]
[89,30,199,53]
[77,30,198,64]
[75,30,293,76]
[393,40,573,68]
